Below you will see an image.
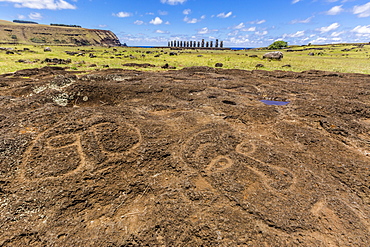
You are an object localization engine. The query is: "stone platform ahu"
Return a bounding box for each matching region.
[168,39,224,49]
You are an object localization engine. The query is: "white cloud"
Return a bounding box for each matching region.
[134,20,144,25]
[17,14,25,19]
[331,31,345,36]
[326,5,344,15]
[158,10,168,15]
[243,27,256,32]
[217,11,232,18]
[0,0,76,10]
[290,16,313,24]
[352,25,370,34]
[234,22,245,29]
[150,17,163,25]
[183,9,191,15]
[353,2,370,17]
[183,16,201,24]
[155,29,169,34]
[292,0,302,4]
[160,0,186,5]
[310,37,328,44]
[317,22,340,33]
[114,12,132,18]
[198,27,210,34]
[248,19,266,25]
[165,21,170,25]
[98,24,107,28]
[229,36,250,44]
[255,31,268,36]
[28,12,42,20]
[197,27,218,34]
[285,30,305,38]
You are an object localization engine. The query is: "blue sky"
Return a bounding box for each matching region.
[1,0,370,47]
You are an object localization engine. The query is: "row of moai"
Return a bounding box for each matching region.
[168,39,223,48]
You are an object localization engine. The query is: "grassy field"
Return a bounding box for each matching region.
[1,43,370,74]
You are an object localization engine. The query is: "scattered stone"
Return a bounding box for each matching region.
[154,54,161,57]
[215,63,223,68]
[255,64,264,68]
[44,47,52,52]
[282,64,291,68]
[197,55,203,57]
[308,52,315,56]
[88,64,97,67]
[169,52,178,56]
[102,65,109,68]
[89,53,96,58]
[249,55,258,58]
[6,51,14,54]
[122,63,155,68]
[16,59,33,64]
[263,51,284,60]
[43,58,72,64]
[161,63,176,69]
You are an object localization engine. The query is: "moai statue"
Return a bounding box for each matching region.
[201,39,205,47]
[186,41,189,47]
[206,41,209,48]
[197,41,201,47]
[193,41,196,47]
[174,40,177,47]
[215,39,219,48]
[220,41,223,48]
[181,41,184,47]
[210,41,213,48]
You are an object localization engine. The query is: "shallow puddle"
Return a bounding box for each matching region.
[260,100,290,106]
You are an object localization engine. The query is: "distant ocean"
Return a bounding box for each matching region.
[130,46,253,50]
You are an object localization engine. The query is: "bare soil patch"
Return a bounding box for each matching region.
[0,67,369,246]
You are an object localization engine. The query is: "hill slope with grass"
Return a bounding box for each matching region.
[0,19,121,46]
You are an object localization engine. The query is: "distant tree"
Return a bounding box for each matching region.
[268,41,288,50]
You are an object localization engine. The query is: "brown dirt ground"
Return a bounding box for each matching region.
[0,66,369,246]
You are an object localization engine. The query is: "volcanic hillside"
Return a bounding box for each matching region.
[0,19,121,46]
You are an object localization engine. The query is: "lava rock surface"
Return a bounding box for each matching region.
[0,66,369,246]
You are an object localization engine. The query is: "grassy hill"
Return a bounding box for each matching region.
[0,19,120,46]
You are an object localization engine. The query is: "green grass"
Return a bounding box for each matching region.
[1,44,370,75]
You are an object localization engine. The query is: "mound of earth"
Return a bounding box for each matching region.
[0,66,369,246]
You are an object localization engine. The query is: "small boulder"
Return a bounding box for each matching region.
[44,47,52,52]
[249,55,258,58]
[263,51,283,60]
[255,64,264,68]
[308,52,315,56]
[215,63,223,68]
[282,64,291,68]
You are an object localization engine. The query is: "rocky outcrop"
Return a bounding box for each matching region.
[0,19,121,46]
